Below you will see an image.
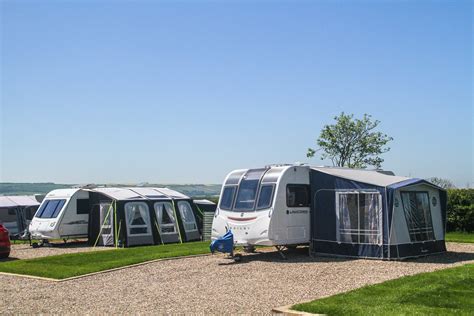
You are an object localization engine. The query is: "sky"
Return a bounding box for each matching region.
[0,0,472,186]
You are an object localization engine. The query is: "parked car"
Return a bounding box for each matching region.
[0,224,11,258]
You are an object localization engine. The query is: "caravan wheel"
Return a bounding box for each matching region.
[243,246,256,253]
[233,254,243,263]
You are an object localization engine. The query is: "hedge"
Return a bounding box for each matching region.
[447,189,474,232]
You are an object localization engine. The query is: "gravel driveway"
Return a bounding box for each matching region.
[1,242,473,315]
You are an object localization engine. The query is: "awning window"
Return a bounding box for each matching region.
[154,202,177,234]
[125,202,152,236]
[177,201,197,232]
[336,191,382,245]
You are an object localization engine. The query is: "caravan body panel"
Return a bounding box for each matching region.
[29,189,89,240]
[211,165,311,246]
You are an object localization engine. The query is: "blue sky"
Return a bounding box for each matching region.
[1,0,472,186]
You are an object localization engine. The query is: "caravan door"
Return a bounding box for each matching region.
[99,202,114,246]
[285,184,311,244]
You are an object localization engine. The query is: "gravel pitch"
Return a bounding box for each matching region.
[7,242,109,260]
[1,242,473,315]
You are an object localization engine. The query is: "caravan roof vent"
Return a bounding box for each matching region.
[375,170,395,176]
[264,163,292,168]
[72,183,97,189]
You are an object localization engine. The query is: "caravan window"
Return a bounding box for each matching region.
[35,199,66,218]
[125,202,152,236]
[177,201,198,231]
[234,179,259,211]
[286,185,310,207]
[76,199,90,215]
[257,184,275,210]
[154,202,177,234]
[401,192,434,242]
[336,192,382,244]
[219,186,236,210]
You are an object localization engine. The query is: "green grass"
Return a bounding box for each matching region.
[446,232,474,243]
[9,238,84,244]
[9,239,44,244]
[293,264,474,315]
[8,239,35,244]
[0,241,210,279]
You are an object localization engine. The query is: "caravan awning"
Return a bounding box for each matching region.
[91,187,190,201]
[311,167,410,187]
[0,195,40,208]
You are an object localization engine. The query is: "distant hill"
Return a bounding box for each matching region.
[0,183,221,198]
[0,183,71,196]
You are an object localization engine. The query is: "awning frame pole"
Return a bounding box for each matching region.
[114,200,118,249]
[171,199,183,244]
[154,220,164,245]
[93,201,114,248]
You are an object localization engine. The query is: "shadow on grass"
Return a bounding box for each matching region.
[0,257,19,263]
[404,251,474,264]
[44,241,91,248]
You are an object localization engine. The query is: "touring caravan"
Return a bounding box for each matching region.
[212,165,311,248]
[211,164,447,260]
[29,187,203,247]
[0,196,40,237]
[29,189,90,240]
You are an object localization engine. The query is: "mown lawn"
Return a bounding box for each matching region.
[446,232,474,243]
[0,241,210,279]
[293,263,474,315]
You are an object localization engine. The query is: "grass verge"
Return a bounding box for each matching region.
[446,232,474,243]
[0,241,210,279]
[292,263,474,315]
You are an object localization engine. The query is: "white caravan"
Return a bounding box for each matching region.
[212,164,448,260]
[211,165,311,247]
[29,189,90,240]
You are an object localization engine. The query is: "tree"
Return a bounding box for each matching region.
[427,177,456,189]
[307,113,393,169]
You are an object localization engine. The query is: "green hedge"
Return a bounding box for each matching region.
[447,189,474,233]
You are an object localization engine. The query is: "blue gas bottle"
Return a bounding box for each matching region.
[209,230,234,254]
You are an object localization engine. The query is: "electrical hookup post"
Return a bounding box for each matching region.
[209,230,242,262]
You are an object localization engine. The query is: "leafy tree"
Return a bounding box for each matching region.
[447,189,474,232]
[307,113,393,169]
[427,177,456,189]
